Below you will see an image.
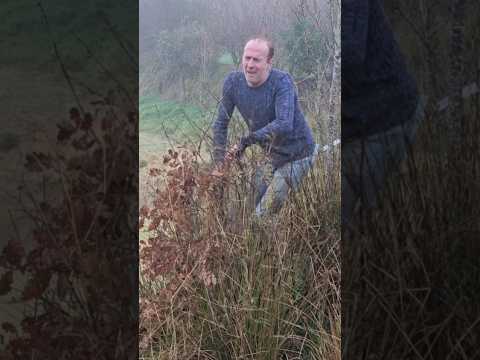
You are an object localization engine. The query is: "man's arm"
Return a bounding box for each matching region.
[250,74,295,143]
[212,74,235,165]
[342,0,369,69]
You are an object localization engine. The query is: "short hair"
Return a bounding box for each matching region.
[245,36,274,60]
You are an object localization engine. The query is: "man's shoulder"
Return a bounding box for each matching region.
[270,68,291,81]
[269,69,295,88]
[222,71,244,96]
[224,71,244,84]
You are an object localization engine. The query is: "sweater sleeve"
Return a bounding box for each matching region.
[252,74,295,143]
[342,0,369,69]
[212,74,235,165]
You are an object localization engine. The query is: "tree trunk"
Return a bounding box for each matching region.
[327,0,341,148]
[327,46,340,147]
[326,0,340,181]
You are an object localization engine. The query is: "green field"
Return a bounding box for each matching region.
[139,95,217,160]
[139,96,207,133]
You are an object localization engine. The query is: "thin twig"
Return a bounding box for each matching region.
[37,2,85,116]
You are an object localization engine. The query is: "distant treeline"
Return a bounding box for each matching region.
[139,0,336,101]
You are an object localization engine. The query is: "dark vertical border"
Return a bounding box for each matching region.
[0,1,138,358]
[342,0,480,358]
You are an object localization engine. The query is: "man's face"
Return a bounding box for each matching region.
[242,40,272,87]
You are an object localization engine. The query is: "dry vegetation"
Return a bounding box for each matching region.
[139,143,340,359]
[343,104,480,359]
[0,95,138,359]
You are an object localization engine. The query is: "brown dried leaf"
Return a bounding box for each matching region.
[2,322,17,334]
[2,240,25,267]
[21,271,52,301]
[0,271,13,296]
[80,113,93,131]
[210,169,224,178]
[57,123,77,142]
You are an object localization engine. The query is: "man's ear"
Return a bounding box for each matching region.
[266,58,273,71]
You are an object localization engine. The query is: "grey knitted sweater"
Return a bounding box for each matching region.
[212,69,315,168]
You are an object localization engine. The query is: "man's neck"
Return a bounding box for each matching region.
[246,68,272,88]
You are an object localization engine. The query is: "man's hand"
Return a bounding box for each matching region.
[211,134,255,179]
[210,135,254,200]
[225,134,256,163]
[225,143,242,163]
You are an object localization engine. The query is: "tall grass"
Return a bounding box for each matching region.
[139,143,340,359]
[342,100,480,358]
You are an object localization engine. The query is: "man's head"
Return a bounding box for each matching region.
[242,37,274,87]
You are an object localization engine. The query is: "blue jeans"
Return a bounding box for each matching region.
[253,144,320,217]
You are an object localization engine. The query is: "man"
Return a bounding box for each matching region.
[341,0,423,226]
[212,37,318,217]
